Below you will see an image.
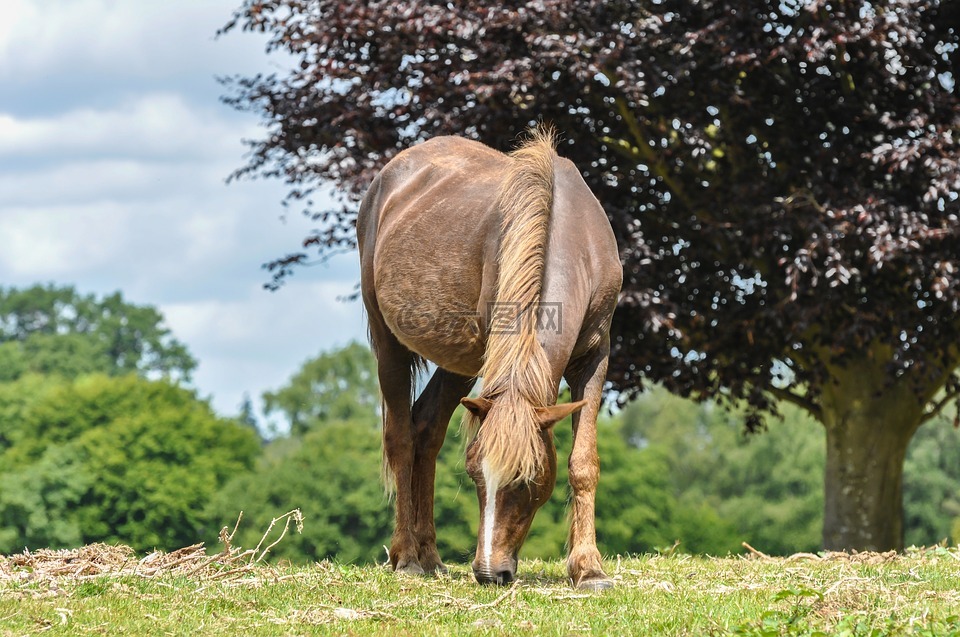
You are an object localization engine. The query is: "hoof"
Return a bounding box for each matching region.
[417,552,448,576]
[395,561,426,576]
[419,560,448,576]
[575,576,614,591]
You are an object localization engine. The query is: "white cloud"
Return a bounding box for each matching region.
[0,0,274,81]
[164,278,364,357]
[0,183,343,301]
[0,89,328,301]
[0,159,215,207]
[163,276,366,416]
[0,203,135,278]
[0,94,247,161]
[0,0,362,424]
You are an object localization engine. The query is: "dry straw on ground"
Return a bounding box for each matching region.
[0,509,304,587]
[741,541,901,564]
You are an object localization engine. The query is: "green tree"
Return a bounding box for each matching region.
[211,343,704,564]
[0,374,260,553]
[431,419,480,563]
[620,388,822,555]
[209,402,702,565]
[0,285,195,382]
[593,424,686,555]
[903,419,960,547]
[209,343,386,562]
[263,341,379,435]
[0,373,61,452]
[222,0,960,552]
[623,387,960,554]
[225,342,960,564]
[236,392,264,441]
[207,420,391,563]
[710,414,825,555]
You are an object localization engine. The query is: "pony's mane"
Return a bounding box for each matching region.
[464,126,558,485]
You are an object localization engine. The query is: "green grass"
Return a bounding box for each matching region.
[3,549,960,636]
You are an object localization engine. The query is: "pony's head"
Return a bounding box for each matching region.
[461,395,587,585]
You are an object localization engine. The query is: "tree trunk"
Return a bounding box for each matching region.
[819,357,923,552]
[822,411,919,551]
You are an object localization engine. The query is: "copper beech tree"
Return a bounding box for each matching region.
[220,0,960,551]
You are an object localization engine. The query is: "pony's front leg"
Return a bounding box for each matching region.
[411,369,475,574]
[383,410,422,574]
[564,342,614,590]
[372,326,423,575]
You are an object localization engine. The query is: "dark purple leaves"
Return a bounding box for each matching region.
[221,0,960,423]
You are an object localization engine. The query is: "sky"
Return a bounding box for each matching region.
[0,0,367,427]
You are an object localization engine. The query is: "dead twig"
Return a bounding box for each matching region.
[251,509,304,564]
[742,542,771,560]
[0,509,305,587]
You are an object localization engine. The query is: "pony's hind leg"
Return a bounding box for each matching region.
[410,368,475,573]
[369,318,423,575]
[563,340,614,590]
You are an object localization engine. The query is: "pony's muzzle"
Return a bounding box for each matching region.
[472,558,517,586]
[474,568,514,586]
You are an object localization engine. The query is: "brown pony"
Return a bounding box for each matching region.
[357,127,621,589]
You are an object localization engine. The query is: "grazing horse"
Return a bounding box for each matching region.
[357,128,621,589]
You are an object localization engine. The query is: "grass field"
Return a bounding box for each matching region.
[3,540,960,635]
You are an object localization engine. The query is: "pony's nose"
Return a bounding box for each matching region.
[474,567,515,586]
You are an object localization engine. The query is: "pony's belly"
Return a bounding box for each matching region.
[381,303,485,377]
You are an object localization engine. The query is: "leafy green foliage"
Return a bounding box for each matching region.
[207,420,392,564]
[430,421,479,563]
[262,341,378,435]
[211,339,704,564]
[221,0,960,552]
[208,344,960,565]
[0,373,61,452]
[3,333,958,563]
[903,421,960,547]
[0,285,196,382]
[619,388,824,555]
[624,386,960,554]
[210,342,389,562]
[0,375,260,553]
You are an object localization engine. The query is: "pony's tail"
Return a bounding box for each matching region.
[467,125,558,485]
[479,125,557,399]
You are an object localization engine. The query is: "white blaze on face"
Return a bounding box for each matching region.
[481,460,499,571]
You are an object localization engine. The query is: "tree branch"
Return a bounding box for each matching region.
[920,388,960,425]
[606,94,697,210]
[766,385,822,420]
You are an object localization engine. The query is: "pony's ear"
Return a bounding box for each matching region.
[461,397,493,419]
[536,399,589,430]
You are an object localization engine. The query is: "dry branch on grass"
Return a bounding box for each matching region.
[0,509,304,587]
[741,541,902,565]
